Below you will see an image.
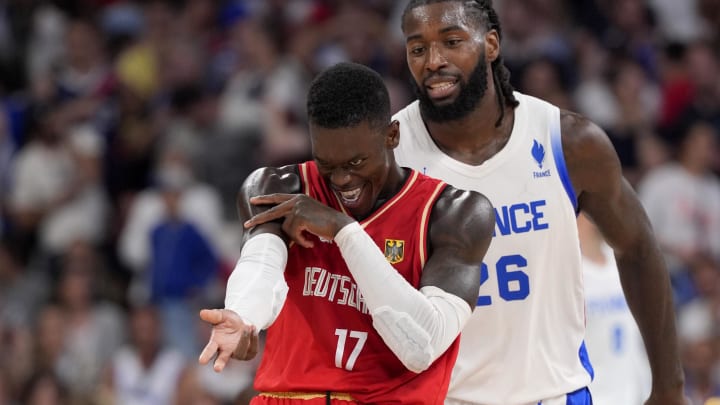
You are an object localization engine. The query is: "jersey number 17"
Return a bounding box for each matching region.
[334,329,367,371]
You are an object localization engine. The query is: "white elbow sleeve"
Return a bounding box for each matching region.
[335,222,472,372]
[371,286,471,372]
[225,233,289,330]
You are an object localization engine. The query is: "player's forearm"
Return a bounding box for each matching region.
[225,233,289,330]
[335,222,471,372]
[615,242,685,393]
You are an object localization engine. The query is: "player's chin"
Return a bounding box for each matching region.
[344,199,374,220]
[428,94,458,107]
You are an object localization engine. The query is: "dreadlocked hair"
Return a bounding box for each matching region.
[402,0,519,127]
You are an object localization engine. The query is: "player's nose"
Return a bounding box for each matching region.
[330,168,352,188]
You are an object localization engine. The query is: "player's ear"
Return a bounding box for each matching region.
[485,29,500,63]
[386,120,400,149]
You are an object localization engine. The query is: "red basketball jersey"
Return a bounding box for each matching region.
[254,161,458,404]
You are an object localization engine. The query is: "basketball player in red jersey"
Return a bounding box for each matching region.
[198,62,495,404]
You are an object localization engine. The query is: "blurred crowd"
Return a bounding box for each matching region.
[0,0,718,404]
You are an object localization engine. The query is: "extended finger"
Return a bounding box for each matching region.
[198,339,218,365]
[213,346,232,372]
[199,309,223,324]
[249,194,295,205]
[244,204,292,228]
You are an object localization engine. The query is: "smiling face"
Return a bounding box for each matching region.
[403,2,493,122]
[311,120,400,220]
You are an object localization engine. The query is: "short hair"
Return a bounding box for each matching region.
[402,0,519,126]
[306,62,390,131]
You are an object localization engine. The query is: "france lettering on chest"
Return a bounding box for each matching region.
[492,199,549,237]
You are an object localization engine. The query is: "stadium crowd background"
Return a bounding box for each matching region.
[0,0,718,404]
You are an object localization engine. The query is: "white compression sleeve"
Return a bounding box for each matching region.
[334,222,471,373]
[225,233,289,330]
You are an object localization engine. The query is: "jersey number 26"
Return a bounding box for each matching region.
[477,254,530,306]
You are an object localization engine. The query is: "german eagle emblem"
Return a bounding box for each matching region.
[384,239,405,264]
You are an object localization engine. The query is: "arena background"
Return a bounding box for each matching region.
[0,0,718,404]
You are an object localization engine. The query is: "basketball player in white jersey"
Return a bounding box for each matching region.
[395,1,686,404]
[579,213,651,404]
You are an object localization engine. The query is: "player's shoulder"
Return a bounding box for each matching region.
[433,184,495,233]
[558,110,620,167]
[558,110,613,154]
[557,109,623,196]
[240,164,302,197]
[437,183,491,204]
[427,184,495,263]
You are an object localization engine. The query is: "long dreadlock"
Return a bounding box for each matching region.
[402,0,519,127]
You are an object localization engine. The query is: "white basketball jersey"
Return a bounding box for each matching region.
[583,244,650,405]
[393,93,592,405]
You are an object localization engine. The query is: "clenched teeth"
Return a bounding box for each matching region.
[340,188,361,202]
[428,82,455,89]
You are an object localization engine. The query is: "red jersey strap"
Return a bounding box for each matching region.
[418,180,446,267]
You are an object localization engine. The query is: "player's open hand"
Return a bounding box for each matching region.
[198,309,258,372]
[244,193,353,248]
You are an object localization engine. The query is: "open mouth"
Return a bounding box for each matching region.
[426,78,458,99]
[338,187,362,204]
[427,81,457,99]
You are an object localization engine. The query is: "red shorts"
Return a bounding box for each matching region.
[251,392,357,405]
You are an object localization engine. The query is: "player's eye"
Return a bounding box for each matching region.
[315,159,332,171]
[409,46,425,56]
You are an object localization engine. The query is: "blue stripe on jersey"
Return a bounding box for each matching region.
[565,387,592,405]
[578,341,594,379]
[549,108,577,211]
[536,387,592,405]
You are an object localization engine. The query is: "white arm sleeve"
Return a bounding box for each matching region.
[334,222,471,373]
[224,233,289,330]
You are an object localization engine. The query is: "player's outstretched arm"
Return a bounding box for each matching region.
[198,166,301,372]
[561,111,686,405]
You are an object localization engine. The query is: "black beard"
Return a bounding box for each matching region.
[412,58,489,123]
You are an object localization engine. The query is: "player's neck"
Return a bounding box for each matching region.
[422,98,514,166]
[372,166,410,214]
